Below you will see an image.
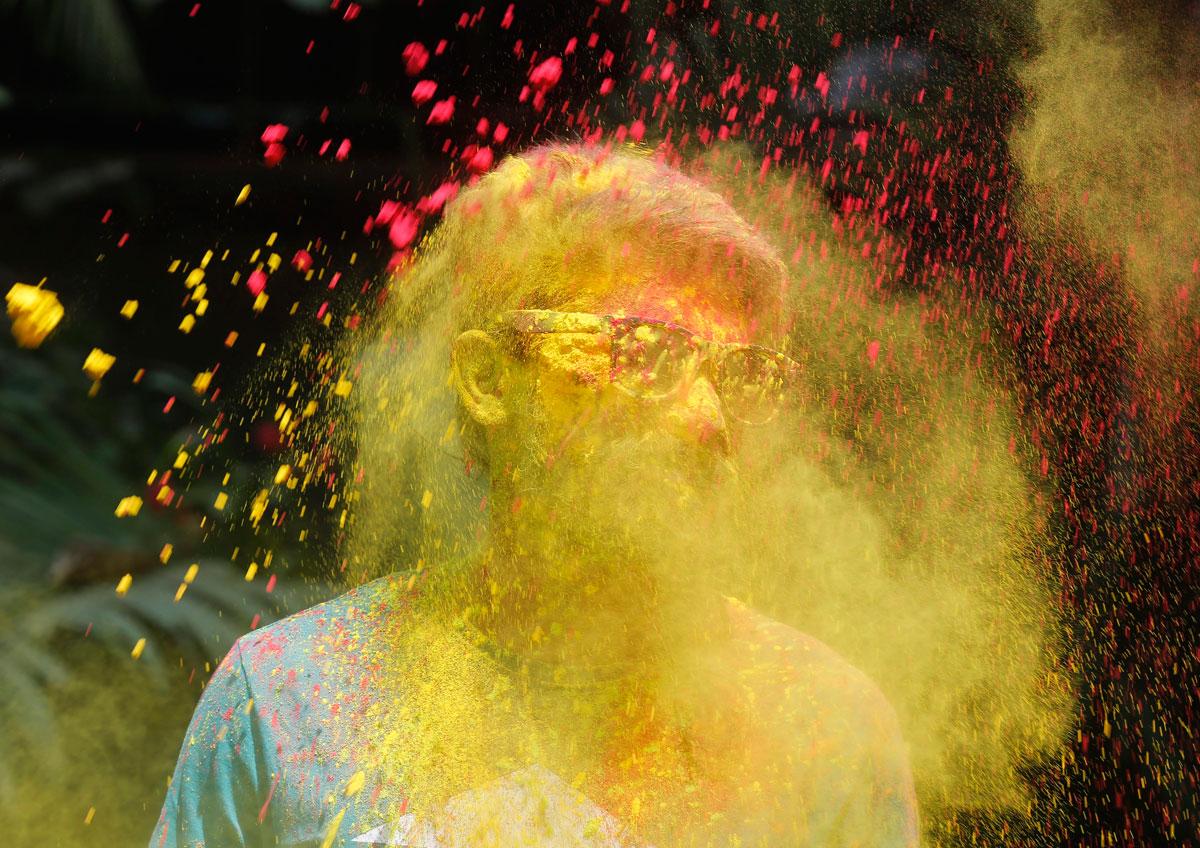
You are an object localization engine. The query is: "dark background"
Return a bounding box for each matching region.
[1,0,1197,845]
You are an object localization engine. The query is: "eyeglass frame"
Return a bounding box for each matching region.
[491,309,801,424]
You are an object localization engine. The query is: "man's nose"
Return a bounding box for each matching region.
[664,374,731,454]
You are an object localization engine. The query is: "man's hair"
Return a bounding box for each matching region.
[397,142,787,337]
[346,143,787,578]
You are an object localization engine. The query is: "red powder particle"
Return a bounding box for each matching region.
[493,122,509,143]
[814,72,830,100]
[427,96,456,125]
[529,56,563,90]
[412,80,438,106]
[402,42,429,76]
[599,78,615,95]
[335,138,351,161]
[467,146,494,173]
[375,199,401,225]
[292,250,313,272]
[416,181,460,213]
[500,4,515,28]
[867,339,881,367]
[263,143,286,167]
[247,269,268,296]
[261,124,288,144]
[388,210,420,249]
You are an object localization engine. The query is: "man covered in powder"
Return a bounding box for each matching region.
[152,144,919,847]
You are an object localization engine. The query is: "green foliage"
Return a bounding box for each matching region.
[0,339,312,834]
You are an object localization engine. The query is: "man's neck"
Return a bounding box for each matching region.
[432,538,728,696]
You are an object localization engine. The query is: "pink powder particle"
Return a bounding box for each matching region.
[415,181,460,213]
[599,78,615,95]
[292,249,313,272]
[529,56,563,90]
[335,138,351,161]
[388,210,420,249]
[375,199,401,226]
[867,339,881,367]
[402,42,429,75]
[492,122,509,143]
[247,269,268,296]
[814,72,830,100]
[263,143,286,168]
[260,123,288,144]
[427,96,456,125]
[466,146,494,173]
[412,80,438,106]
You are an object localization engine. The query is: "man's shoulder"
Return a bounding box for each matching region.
[725,598,899,726]
[231,571,419,684]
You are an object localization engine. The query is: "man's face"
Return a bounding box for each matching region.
[495,269,774,580]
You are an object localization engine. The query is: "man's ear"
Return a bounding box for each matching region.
[452,330,509,428]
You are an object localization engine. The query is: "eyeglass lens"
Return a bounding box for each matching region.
[607,321,788,423]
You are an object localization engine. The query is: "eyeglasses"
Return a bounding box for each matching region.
[496,309,800,424]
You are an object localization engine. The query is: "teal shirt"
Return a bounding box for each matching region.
[151,574,919,847]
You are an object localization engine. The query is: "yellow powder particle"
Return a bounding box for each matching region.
[82,348,115,381]
[184,563,199,583]
[131,638,146,660]
[115,496,143,517]
[174,583,188,603]
[334,379,353,397]
[320,808,346,848]
[249,489,269,526]
[244,562,258,581]
[179,314,196,333]
[193,371,213,395]
[235,184,252,206]
[274,464,291,484]
[159,543,173,564]
[115,574,132,596]
[120,299,138,319]
[214,492,228,510]
[5,282,63,348]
